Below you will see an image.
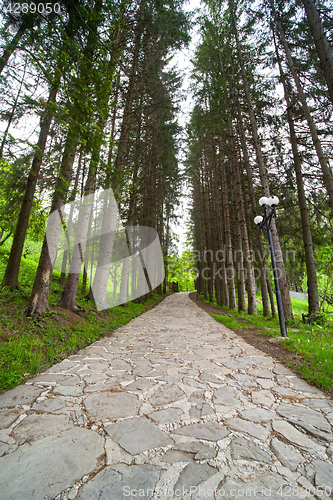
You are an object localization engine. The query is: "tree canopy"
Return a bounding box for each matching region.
[0,0,332,321]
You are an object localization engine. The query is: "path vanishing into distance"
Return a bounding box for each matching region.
[0,293,333,499]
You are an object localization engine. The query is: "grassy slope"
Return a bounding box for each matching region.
[210,292,333,394]
[0,239,167,392]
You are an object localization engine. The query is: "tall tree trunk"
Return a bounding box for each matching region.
[273,31,320,316]
[0,231,11,246]
[271,0,333,209]
[1,83,58,290]
[84,11,145,308]
[301,0,333,104]
[0,60,27,159]
[266,270,276,317]
[203,162,213,302]
[193,168,205,298]
[84,81,120,302]
[212,150,228,306]
[121,96,143,301]
[229,116,257,314]
[60,149,83,288]
[231,7,293,319]
[229,124,246,312]
[231,192,246,312]
[57,0,120,310]
[59,119,103,311]
[219,137,236,309]
[25,134,77,316]
[88,27,143,306]
[234,92,270,316]
[112,1,146,192]
[0,15,32,74]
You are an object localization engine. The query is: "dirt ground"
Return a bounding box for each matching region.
[189,292,306,375]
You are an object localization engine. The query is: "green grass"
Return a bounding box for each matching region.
[211,314,241,331]
[0,239,168,392]
[205,293,333,395]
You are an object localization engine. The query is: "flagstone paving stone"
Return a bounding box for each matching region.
[0,384,42,408]
[84,391,141,422]
[0,428,104,500]
[0,408,24,429]
[276,402,332,442]
[105,437,133,465]
[239,408,277,422]
[313,459,333,490]
[175,441,217,459]
[11,413,74,443]
[29,373,82,386]
[172,421,230,441]
[174,463,218,492]
[77,464,161,500]
[54,385,83,396]
[148,407,184,424]
[218,473,313,500]
[0,292,332,499]
[104,416,173,455]
[149,383,186,406]
[302,398,333,410]
[225,417,270,441]
[213,386,240,406]
[162,449,195,463]
[230,436,272,462]
[270,437,304,471]
[272,420,326,453]
[251,389,275,407]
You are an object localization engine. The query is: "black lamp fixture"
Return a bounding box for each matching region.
[254,196,287,338]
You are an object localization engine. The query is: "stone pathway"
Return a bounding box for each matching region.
[0,292,333,500]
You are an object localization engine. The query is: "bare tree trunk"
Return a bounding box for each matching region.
[82,266,88,295]
[271,0,333,209]
[301,0,333,104]
[274,32,320,317]
[1,83,58,290]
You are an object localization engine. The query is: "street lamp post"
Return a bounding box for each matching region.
[254,196,287,338]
